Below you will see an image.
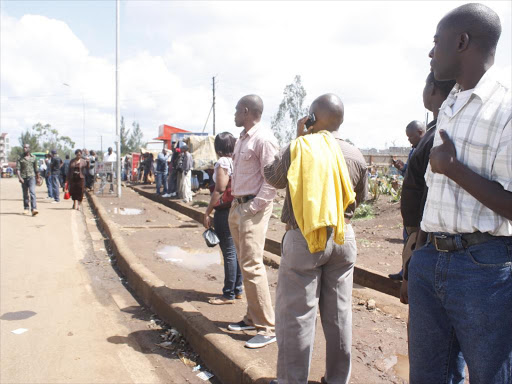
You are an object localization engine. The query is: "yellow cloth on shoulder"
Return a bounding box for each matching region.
[288,130,356,253]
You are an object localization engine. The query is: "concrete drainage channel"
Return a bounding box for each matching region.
[128,184,402,298]
[87,191,275,384]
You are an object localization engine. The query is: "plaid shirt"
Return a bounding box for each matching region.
[421,67,512,236]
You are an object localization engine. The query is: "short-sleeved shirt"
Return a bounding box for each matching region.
[421,67,512,236]
[264,130,368,227]
[213,156,233,182]
[50,156,62,173]
[16,154,38,179]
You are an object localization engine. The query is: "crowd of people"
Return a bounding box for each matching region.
[16,146,116,212]
[128,144,195,203]
[14,3,511,383]
[199,4,511,384]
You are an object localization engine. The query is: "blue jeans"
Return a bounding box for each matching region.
[168,170,178,194]
[155,172,168,195]
[409,236,512,384]
[21,177,37,211]
[45,175,52,198]
[214,208,243,299]
[50,174,60,201]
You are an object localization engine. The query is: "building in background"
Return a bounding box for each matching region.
[154,124,191,149]
[0,133,10,164]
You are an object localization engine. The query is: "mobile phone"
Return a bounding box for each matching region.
[305,113,316,129]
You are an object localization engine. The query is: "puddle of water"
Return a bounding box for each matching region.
[0,310,37,321]
[118,208,143,215]
[393,354,409,381]
[157,245,220,270]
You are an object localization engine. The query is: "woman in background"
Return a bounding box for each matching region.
[66,149,89,210]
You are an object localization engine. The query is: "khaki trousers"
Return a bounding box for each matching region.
[228,200,275,335]
[276,226,356,384]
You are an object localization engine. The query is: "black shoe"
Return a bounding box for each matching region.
[388,272,403,281]
[270,380,278,384]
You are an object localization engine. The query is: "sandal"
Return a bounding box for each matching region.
[208,297,235,305]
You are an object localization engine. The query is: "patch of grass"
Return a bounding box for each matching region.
[353,203,376,220]
[192,200,209,208]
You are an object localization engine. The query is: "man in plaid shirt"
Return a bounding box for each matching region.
[408,4,512,383]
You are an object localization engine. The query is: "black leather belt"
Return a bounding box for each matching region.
[429,232,495,252]
[234,195,256,204]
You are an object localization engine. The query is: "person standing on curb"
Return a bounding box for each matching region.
[104,147,117,193]
[49,149,62,203]
[180,145,193,203]
[408,4,512,383]
[203,132,243,305]
[16,144,40,216]
[227,94,278,349]
[264,94,367,384]
[155,148,169,196]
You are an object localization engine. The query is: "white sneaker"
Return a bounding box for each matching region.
[162,194,170,198]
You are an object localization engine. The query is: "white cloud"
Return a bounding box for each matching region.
[1,1,511,152]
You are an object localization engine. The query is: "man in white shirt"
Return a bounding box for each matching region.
[408,4,512,384]
[104,147,117,193]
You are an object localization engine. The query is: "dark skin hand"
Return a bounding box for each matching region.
[430,130,512,221]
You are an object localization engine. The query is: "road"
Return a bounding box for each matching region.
[0,178,205,384]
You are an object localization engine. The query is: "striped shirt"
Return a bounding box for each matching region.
[264,130,368,228]
[421,66,512,236]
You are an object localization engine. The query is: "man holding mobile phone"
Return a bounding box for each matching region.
[265,94,368,384]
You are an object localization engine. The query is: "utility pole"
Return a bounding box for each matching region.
[212,76,216,136]
[116,0,121,197]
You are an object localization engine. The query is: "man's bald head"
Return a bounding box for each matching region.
[310,93,345,132]
[238,95,264,118]
[405,120,426,147]
[440,3,501,55]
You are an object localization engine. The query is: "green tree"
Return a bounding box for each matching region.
[32,122,75,156]
[10,123,75,160]
[127,121,144,153]
[271,75,309,146]
[120,116,132,155]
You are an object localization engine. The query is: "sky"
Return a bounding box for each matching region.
[1,0,511,152]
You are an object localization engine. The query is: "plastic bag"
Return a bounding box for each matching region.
[64,182,70,200]
[202,228,220,248]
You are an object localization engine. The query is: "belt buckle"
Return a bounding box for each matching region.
[434,234,449,253]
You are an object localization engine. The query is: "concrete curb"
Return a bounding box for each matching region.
[129,185,401,298]
[87,192,275,384]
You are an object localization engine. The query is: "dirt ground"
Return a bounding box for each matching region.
[95,186,409,383]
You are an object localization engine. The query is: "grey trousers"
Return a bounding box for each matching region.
[276,225,356,384]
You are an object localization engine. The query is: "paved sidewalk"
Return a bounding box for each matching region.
[0,178,205,383]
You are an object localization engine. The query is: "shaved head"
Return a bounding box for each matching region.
[440,3,501,55]
[310,93,345,132]
[238,95,264,118]
[405,120,426,147]
[406,120,426,134]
